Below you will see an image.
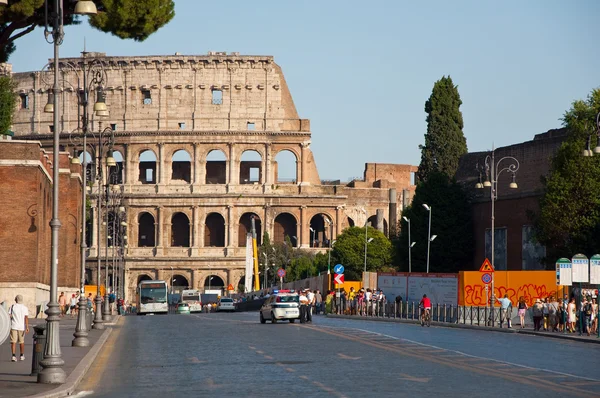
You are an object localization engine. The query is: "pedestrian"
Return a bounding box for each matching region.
[581,298,592,336]
[395,294,403,318]
[542,298,550,331]
[341,289,347,315]
[495,294,512,328]
[69,294,78,318]
[548,297,559,332]
[8,295,29,362]
[306,289,314,323]
[517,296,528,328]
[532,299,544,331]
[348,287,356,315]
[315,290,322,315]
[324,290,333,314]
[299,290,309,323]
[58,291,67,317]
[567,297,577,333]
[592,298,598,334]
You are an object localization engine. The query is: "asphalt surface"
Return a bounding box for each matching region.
[74,312,600,398]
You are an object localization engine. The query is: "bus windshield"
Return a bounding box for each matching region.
[140,287,167,304]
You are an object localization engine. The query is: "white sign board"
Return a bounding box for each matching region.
[590,255,600,284]
[559,261,573,286]
[406,274,458,306]
[572,255,589,283]
[377,273,408,303]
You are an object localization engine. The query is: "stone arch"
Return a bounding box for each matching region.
[78,150,95,182]
[238,212,262,247]
[206,149,227,184]
[347,216,355,228]
[172,274,190,293]
[171,212,190,247]
[309,213,333,248]
[108,150,124,184]
[205,212,225,247]
[273,212,298,247]
[204,275,225,289]
[274,149,298,183]
[239,150,262,184]
[139,149,157,184]
[137,274,152,285]
[171,149,191,183]
[138,212,156,247]
[366,215,388,236]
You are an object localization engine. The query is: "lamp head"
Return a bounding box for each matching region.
[74,0,98,15]
[93,86,107,112]
[71,156,81,165]
[475,182,483,189]
[106,150,117,167]
[410,242,416,248]
[402,216,409,222]
[422,204,430,211]
[430,235,437,241]
[95,109,109,117]
[43,91,54,113]
[483,180,492,187]
[310,227,314,232]
[583,149,593,157]
[367,238,374,243]
[509,174,518,189]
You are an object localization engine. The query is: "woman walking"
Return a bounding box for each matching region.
[532,299,544,331]
[517,296,528,328]
[591,298,598,334]
[567,297,577,333]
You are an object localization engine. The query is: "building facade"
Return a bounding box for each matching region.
[6,52,417,300]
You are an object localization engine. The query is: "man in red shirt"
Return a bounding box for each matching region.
[419,294,431,323]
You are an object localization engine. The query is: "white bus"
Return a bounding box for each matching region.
[181,289,202,312]
[137,280,169,315]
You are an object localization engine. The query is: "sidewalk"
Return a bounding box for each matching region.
[326,314,600,344]
[0,316,116,398]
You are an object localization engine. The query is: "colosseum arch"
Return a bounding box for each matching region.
[309,213,333,248]
[367,214,388,236]
[204,275,225,290]
[171,149,192,183]
[206,149,227,184]
[108,150,124,184]
[239,150,262,184]
[139,149,157,184]
[205,212,225,247]
[138,212,156,247]
[274,149,298,183]
[137,274,152,285]
[172,274,190,293]
[238,213,262,246]
[171,212,190,247]
[273,212,298,247]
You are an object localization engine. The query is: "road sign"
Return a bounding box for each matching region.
[590,255,600,284]
[334,273,344,285]
[479,258,494,273]
[227,284,234,291]
[556,257,572,286]
[333,264,345,274]
[572,253,589,283]
[481,273,492,284]
[277,268,286,278]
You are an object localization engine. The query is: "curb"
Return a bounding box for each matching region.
[29,323,115,398]
[325,314,600,342]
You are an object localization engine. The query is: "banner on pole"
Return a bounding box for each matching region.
[244,234,253,292]
[571,254,589,283]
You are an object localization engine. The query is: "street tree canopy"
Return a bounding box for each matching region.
[0,0,175,62]
[331,226,392,281]
[0,75,16,135]
[534,88,600,264]
[417,76,467,183]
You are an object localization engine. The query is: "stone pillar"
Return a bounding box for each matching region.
[226,205,234,248]
[300,205,307,248]
[199,222,205,248]
[158,143,165,186]
[300,142,309,186]
[192,206,199,253]
[263,205,270,239]
[156,206,163,251]
[389,188,397,238]
[335,206,344,240]
[264,143,272,185]
[228,142,236,185]
[376,209,384,233]
[193,142,201,184]
[192,269,202,290]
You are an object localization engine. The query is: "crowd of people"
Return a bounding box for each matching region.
[526,294,598,335]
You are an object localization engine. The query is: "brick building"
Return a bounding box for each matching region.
[455,128,568,271]
[5,52,418,300]
[0,138,83,315]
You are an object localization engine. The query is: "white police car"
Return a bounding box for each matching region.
[259,290,300,323]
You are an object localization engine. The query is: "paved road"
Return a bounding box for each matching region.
[74,312,600,397]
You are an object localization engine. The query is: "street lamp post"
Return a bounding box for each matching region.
[402,216,416,273]
[422,204,433,273]
[476,146,519,326]
[38,0,97,384]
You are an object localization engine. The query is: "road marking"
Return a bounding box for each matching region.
[285,367,295,372]
[311,380,349,397]
[70,392,94,397]
[264,355,274,360]
[248,346,256,350]
[188,356,205,363]
[399,373,430,383]
[256,350,264,354]
[337,353,361,360]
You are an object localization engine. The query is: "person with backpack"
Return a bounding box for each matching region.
[8,295,29,362]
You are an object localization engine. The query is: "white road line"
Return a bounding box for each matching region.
[70,391,95,397]
[324,326,600,383]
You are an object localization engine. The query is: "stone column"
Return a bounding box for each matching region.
[193,142,201,185]
[300,205,307,248]
[192,269,202,290]
[263,205,270,239]
[192,205,199,255]
[376,209,384,233]
[199,222,205,248]
[335,205,344,240]
[228,142,238,185]
[264,143,272,185]
[157,142,165,186]
[156,206,163,251]
[300,142,309,186]
[226,205,234,248]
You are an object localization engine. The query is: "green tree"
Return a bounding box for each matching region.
[0,75,16,135]
[534,88,600,265]
[417,76,467,182]
[0,0,175,62]
[330,226,392,281]
[395,172,473,273]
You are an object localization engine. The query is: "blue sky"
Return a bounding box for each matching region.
[9,0,600,180]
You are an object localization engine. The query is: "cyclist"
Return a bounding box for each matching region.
[420,294,431,325]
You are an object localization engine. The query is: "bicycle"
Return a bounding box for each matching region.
[420,307,431,327]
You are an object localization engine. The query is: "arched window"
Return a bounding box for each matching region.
[206,150,227,184]
[108,150,124,184]
[239,150,262,184]
[172,150,191,183]
[273,213,297,247]
[138,212,156,247]
[204,275,225,289]
[137,274,152,285]
[238,213,261,246]
[309,213,332,248]
[205,213,225,247]
[274,150,297,183]
[139,150,157,184]
[171,212,190,247]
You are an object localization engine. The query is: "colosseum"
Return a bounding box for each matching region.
[7,51,416,301]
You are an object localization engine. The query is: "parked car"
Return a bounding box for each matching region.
[217,298,235,312]
[259,290,300,323]
[176,302,190,314]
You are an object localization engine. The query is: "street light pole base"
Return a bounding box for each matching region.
[72,296,90,347]
[93,295,105,329]
[102,294,111,322]
[37,302,66,384]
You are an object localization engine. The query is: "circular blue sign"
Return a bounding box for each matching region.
[481,273,492,284]
[334,264,345,274]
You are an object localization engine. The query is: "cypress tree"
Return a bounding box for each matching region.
[417,76,467,182]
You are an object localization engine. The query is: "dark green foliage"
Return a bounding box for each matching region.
[0,0,174,61]
[533,89,600,265]
[0,75,16,135]
[394,172,473,273]
[417,76,467,182]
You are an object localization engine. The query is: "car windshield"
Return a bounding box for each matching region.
[277,295,299,303]
[140,287,167,304]
[220,299,233,303]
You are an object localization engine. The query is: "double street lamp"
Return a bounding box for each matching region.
[476,146,519,326]
[38,0,97,385]
[422,204,437,273]
[402,216,416,273]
